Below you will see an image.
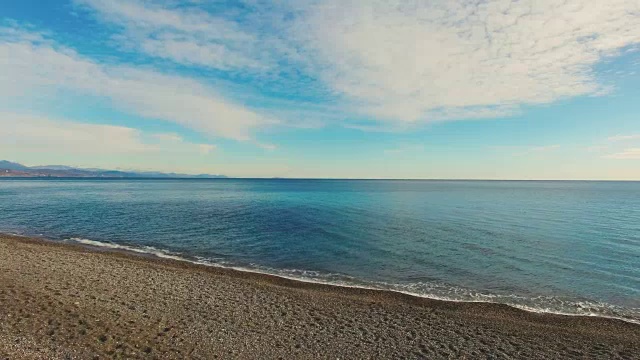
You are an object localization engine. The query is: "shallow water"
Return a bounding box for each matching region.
[1,179,638,322]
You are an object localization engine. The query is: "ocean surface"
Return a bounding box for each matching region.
[1,179,638,322]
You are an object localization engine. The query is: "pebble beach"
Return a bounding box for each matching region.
[1,234,638,359]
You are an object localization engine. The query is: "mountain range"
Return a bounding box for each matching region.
[0,161,227,178]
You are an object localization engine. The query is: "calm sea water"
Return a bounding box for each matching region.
[1,179,638,322]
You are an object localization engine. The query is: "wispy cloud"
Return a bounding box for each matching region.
[0,24,276,142]
[70,0,640,128]
[586,145,609,152]
[608,134,640,142]
[0,112,215,156]
[529,145,561,152]
[292,0,640,122]
[603,148,640,159]
[198,144,216,155]
[74,0,269,72]
[384,144,424,155]
[255,142,277,151]
[151,133,184,143]
[492,144,561,156]
[2,0,640,153]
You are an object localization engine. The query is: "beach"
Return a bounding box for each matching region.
[0,234,638,359]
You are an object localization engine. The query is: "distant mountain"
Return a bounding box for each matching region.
[0,160,30,171]
[30,165,81,171]
[0,161,227,179]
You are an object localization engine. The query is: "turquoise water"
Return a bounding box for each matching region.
[0,179,638,322]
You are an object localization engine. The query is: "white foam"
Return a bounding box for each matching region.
[64,237,640,325]
[67,237,185,261]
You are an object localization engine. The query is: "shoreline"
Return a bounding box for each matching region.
[8,232,639,325]
[2,233,639,358]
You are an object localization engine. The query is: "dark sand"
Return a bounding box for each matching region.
[1,235,638,359]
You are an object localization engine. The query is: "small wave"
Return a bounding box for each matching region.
[384,283,640,324]
[67,237,186,262]
[63,237,640,325]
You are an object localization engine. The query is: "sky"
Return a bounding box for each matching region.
[1,0,640,179]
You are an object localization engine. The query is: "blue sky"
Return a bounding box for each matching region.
[1,0,639,179]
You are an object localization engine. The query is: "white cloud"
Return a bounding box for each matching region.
[528,145,561,153]
[151,133,183,143]
[0,112,216,157]
[384,144,424,155]
[586,145,609,152]
[255,142,277,151]
[292,0,640,122]
[342,123,402,133]
[4,0,640,138]
[608,134,640,142]
[74,0,269,71]
[69,0,640,127]
[198,144,215,155]
[492,144,561,156]
[515,144,561,157]
[603,148,640,159]
[1,113,151,155]
[0,25,275,141]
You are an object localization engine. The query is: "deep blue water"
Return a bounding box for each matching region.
[1,179,638,322]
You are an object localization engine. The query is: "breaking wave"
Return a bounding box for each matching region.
[64,237,640,325]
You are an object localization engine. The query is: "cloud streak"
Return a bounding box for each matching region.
[75,0,268,71]
[0,24,275,141]
[0,112,215,156]
[492,144,561,156]
[603,148,640,159]
[384,144,424,155]
[608,134,640,142]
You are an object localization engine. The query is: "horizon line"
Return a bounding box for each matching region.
[1,176,639,182]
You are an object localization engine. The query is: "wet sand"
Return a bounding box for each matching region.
[1,234,638,359]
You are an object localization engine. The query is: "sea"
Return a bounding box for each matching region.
[0,178,638,323]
